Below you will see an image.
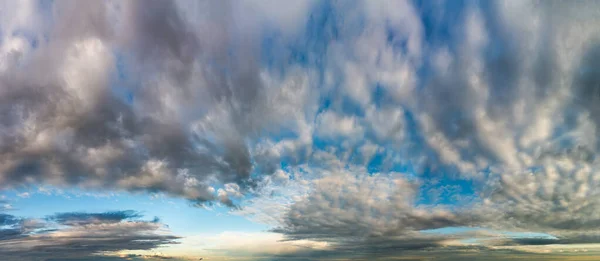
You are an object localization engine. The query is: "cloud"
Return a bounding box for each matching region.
[46,210,143,225]
[5,0,600,259]
[0,0,317,207]
[276,173,459,239]
[16,192,29,198]
[270,171,491,257]
[315,111,364,140]
[250,1,600,256]
[0,210,178,261]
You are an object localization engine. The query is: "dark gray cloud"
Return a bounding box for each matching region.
[46,210,143,226]
[270,172,496,258]
[0,213,24,241]
[0,210,178,261]
[0,0,290,207]
[0,213,19,226]
[274,173,482,241]
[44,255,189,261]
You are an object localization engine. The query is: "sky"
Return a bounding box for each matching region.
[3,0,600,260]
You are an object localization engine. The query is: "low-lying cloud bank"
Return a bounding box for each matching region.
[4,0,600,259]
[0,210,178,261]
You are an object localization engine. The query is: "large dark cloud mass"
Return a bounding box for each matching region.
[5,0,600,259]
[0,0,281,206]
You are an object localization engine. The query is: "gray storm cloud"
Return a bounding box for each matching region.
[0,0,282,206]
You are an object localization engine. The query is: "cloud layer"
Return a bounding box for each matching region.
[0,210,178,261]
[4,0,600,259]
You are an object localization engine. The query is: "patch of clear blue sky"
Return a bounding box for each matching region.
[1,187,268,236]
